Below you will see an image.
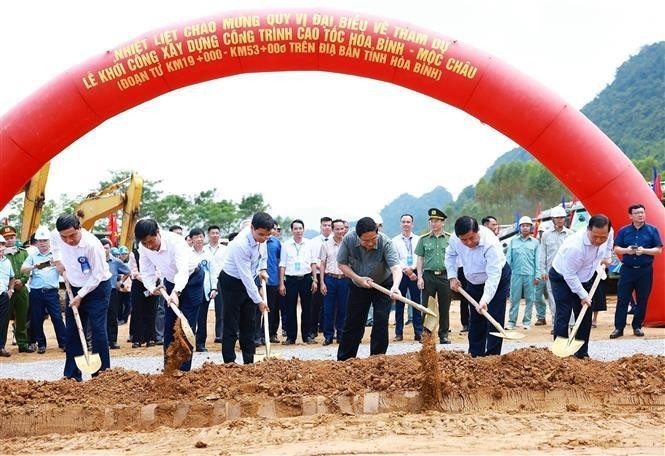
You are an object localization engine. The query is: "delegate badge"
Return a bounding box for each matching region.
[200,259,209,271]
[407,254,414,267]
[78,256,91,274]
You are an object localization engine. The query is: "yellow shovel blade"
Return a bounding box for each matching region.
[423,296,439,333]
[551,336,584,357]
[75,353,102,374]
[489,330,526,340]
[178,319,196,348]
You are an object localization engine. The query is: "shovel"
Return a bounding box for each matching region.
[457,287,525,340]
[369,282,437,316]
[63,276,102,375]
[159,288,196,348]
[551,264,606,357]
[422,295,440,333]
[255,279,280,362]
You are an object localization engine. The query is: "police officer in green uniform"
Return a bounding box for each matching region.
[415,209,452,344]
[0,226,34,353]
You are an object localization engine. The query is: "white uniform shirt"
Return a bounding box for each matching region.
[222,227,268,304]
[51,228,111,297]
[138,230,199,294]
[392,232,421,270]
[445,225,506,304]
[192,246,215,297]
[311,233,331,264]
[539,226,573,273]
[204,242,227,286]
[319,237,344,275]
[551,228,613,299]
[280,238,317,276]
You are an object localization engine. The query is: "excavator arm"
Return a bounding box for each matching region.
[19,162,51,242]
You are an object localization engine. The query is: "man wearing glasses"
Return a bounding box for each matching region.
[336,217,402,361]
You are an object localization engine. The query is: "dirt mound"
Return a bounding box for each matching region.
[0,348,663,413]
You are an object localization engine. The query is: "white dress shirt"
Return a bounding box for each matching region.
[222,227,268,304]
[280,237,317,275]
[311,233,331,264]
[138,230,199,294]
[320,237,344,275]
[204,242,227,286]
[551,228,613,299]
[539,226,573,273]
[51,228,111,297]
[445,225,506,304]
[192,246,215,297]
[392,232,421,270]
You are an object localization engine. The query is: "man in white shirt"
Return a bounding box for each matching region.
[391,214,423,341]
[204,225,227,344]
[219,212,272,364]
[445,216,511,357]
[549,214,613,359]
[135,218,204,372]
[310,217,332,340]
[279,219,318,345]
[319,219,350,345]
[52,214,112,381]
[190,228,217,352]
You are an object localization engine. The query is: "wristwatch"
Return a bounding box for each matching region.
[176,290,182,297]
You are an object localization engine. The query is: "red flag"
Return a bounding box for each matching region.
[108,212,118,246]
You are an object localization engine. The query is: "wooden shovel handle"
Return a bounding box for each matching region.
[62,273,91,361]
[159,288,187,321]
[260,279,270,357]
[457,287,506,335]
[568,264,606,341]
[369,281,436,316]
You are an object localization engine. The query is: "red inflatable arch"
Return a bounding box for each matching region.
[1,9,663,324]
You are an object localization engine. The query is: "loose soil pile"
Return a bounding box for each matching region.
[164,318,192,375]
[1,348,662,411]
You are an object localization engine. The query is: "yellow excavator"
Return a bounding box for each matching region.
[75,174,144,248]
[15,166,143,248]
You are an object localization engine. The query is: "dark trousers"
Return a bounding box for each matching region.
[130,280,157,344]
[323,276,350,341]
[337,278,393,361]
[64,279,112,381]
[549,267,593,358]
[423,270,451,339]
[458,267,470,327]
[395,275,422,337]
[106,288,120,344]
[311,274,324,336]
[119,291,132,322]
[29,288,66,349]
[266,284,281,338]
[615,265,653,330]
[220,271,257,364]
[285,275,313,342]
[196,294,212,348]
[163,268,204,371]
[214,283,224,339]
[466,264,510,357]
[0,292,10,349]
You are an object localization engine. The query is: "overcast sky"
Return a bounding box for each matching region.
[1,0,663,230]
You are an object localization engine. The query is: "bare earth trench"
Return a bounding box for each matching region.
[0,298,663,455]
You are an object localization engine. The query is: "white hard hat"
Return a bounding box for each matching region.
[0,234,5,244]
[34,226,51,240]
[519,216,533,226]
[550,206,566,218]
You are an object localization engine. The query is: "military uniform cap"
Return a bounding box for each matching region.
[0,226,17,236]
[428,208,447,220]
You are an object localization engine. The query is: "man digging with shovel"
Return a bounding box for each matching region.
[135,219,204,372]
[445,216,512,357]
[52,214,112,381]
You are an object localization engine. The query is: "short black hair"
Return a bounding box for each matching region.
[228,232,239,242]
[99,238,112,247]
[454,216,479,236]
[252,212,275,231]
[189,228,205,238]
[56,214,81,232]
[400,214,414,222]
[207,225,220,232]
[481,216,497,226]
[320,216,332,224]
[628,204,645,214]
[332,218,345,228]
[168,225,182,232]
[355,217,378,236]
[290,219,305,230]
[135,219,160,241]
[587,214,611,231]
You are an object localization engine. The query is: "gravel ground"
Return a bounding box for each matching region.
[0,338,663,381]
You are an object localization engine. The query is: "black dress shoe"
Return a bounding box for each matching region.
[414,334,422,342]
[323,338,333,346]
[609,329,623,339]
[196,346,208,352]
[633,328,645,337]
[440,337,451,344]
[19,345,36,353]
[269,336,280,343]
[37,346,46,354]
[214,337,222,343]
[109,342,121,349]
[304,337,318,345]
[146,341,154,347]
[460,325,469,333]
[574,353,591,360]
[154,339,164,346]
[393,335,403,342]
[0,348,10,357]
[132,342,141,348]
[281,338,295,345]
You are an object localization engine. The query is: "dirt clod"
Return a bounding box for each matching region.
[164,319,193,375]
